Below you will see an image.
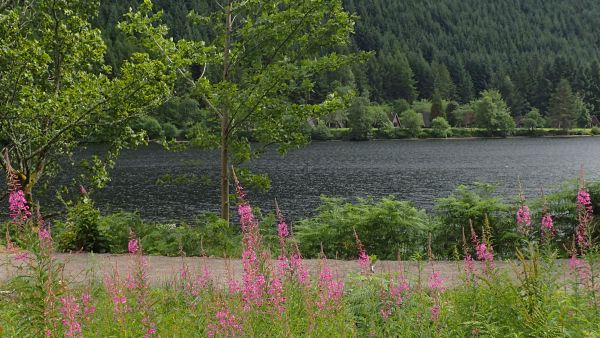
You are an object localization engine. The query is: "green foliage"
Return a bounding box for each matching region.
[310,124,334,141]
[473,90,516,136]
[434,183,516,257]
[0,0,179,203]
[431,116,452,138]
[347,97,373,140]
[522,108,546,131]
[430,92,444,120]
[575,96,592,128]
[54,198,108,252]
[161,122,179,140]
[549,79,577,129]
[399,110,423,138]
[131,116,163,140]
[295,196,431,259]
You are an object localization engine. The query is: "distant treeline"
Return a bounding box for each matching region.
[96,0,600,137]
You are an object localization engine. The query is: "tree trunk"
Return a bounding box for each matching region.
[220,0,233,222]
[220,121,230,222]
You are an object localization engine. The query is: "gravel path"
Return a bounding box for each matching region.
[0,253,572,288]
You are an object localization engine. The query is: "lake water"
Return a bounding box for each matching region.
[12,137,600,222]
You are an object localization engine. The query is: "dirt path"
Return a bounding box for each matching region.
[0,253,572,288]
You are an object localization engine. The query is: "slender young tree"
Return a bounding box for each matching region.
[123,0,359,222]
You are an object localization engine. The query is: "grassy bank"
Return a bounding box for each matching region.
[310,127,600,141]
[1,180,599,337]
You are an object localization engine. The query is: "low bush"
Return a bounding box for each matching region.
[295,196,432,259]
[433,183,516,258]
[310,124,333,140]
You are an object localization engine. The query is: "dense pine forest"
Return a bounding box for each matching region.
[96,0,600,136]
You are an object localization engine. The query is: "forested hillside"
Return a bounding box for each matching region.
[345,0,600,116]
[97,0,600,123]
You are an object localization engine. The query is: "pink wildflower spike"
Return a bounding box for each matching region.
[291,252,310,286]
[60,296,82,338]
[81,292,95,320]
[389,275,410,306]
[576,189,593,251]
[540,213,555,240]
[128,238,140,254]
[267,275,286,315]
[14,251,30,262]
[144,323,158,338]
[207,308,243,338]
[430,304,441,321]
[516,205,531,235]
[463,254,475,284]
[4,153,31,225]
[427,267,445,322]
[577,190,593,212]
[428,271,445,292]
[8,190,31,223]
[354,228,371,274]
[475,243,493,262]
[233,173,268,308]
[316,264,344,311]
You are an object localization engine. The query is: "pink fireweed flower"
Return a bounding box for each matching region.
[354,229,371,274]
[428,269,444,322]
[38,226,51,242]
[577,190,593,213]
[104,272,128,317]
[189,266,212,297]
[316,265,344,311]
[128,239,140,254]
[276,255,290,277]
[430,304,441,321]
[541,214,555,238]
[576,189,593,250]
[389,275,410,306]
[463,254,476,285]
[81,293,95,320]
[234,178,268,308]
[276,219,289,239]
[569,254,592,288]
[145,323,158,338]
[291,252,310,286]
[207,308,243,338]
[227,278,242,295]
[60,296,82,338]
[14,251,30,262]
[267,275,286,314]
[428,271,445,292]
[8,189,31,224]
[516,205,531,235]
[475,243,493,263]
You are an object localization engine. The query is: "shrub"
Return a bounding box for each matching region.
[592,127,600,135]
[131,116,163,139]
[295,196,432,259]
[310,124,333,140]
[431,116,452,138]
[433,183,516,257]
[399,110,423,138]
[161,122,179,140]
[54,199,108,253]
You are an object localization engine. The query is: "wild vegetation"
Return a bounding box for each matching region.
[2,0,600,335]
[2,171,600,336]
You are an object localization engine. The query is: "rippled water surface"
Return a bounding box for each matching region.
[27,137,600,221]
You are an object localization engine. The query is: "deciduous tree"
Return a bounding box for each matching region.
[0,0,178,206]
